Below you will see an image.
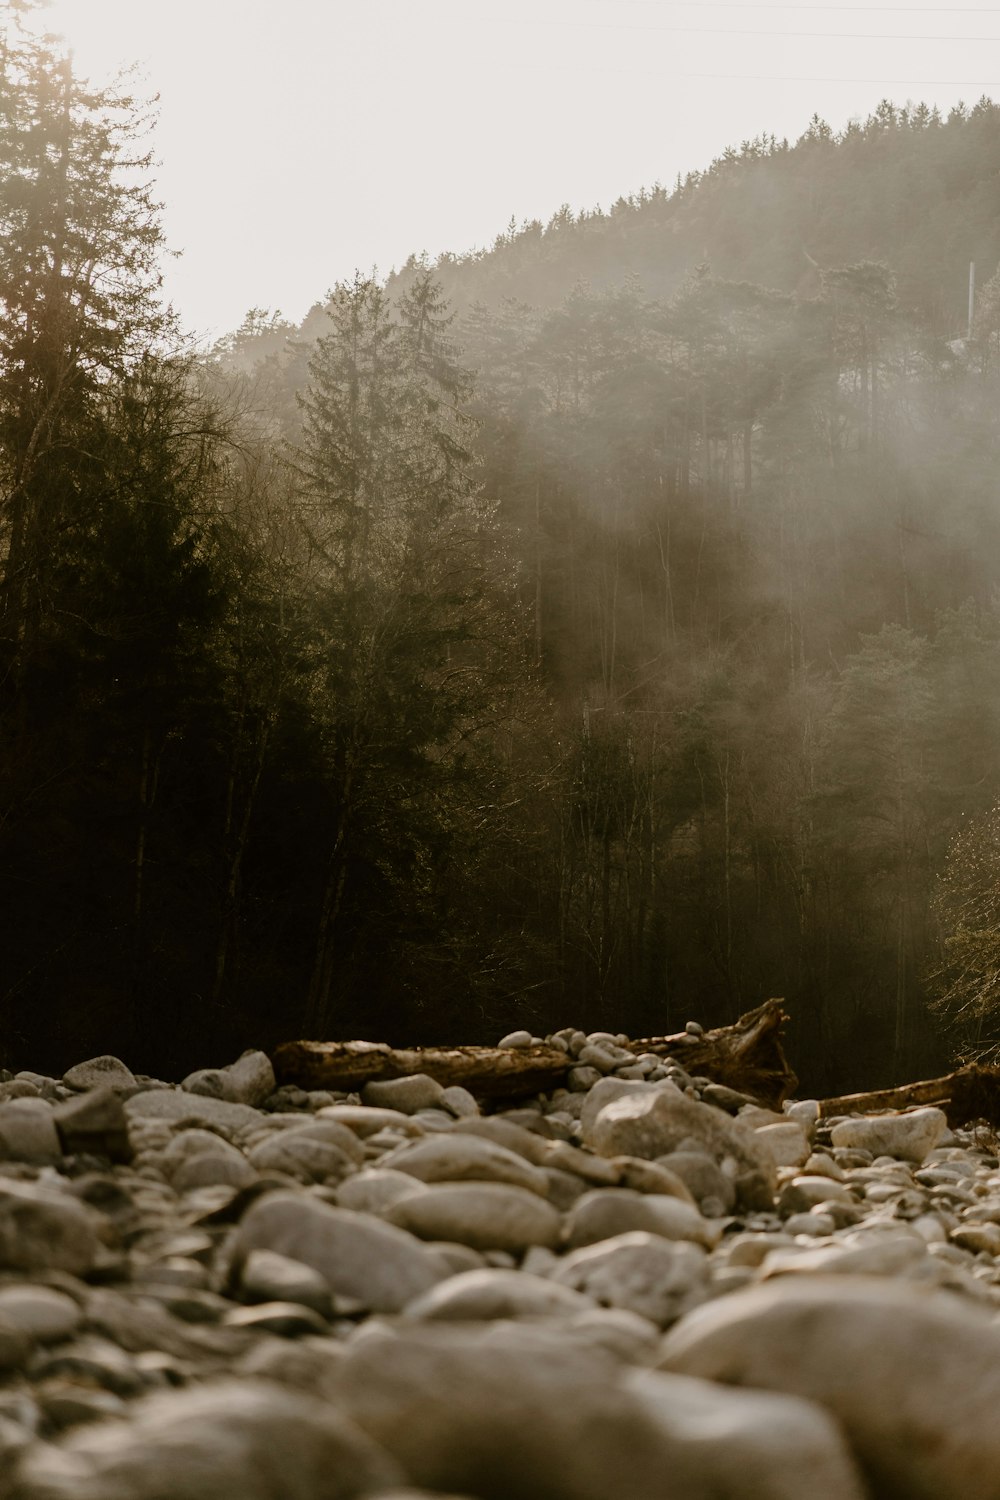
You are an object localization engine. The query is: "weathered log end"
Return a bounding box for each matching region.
[630,998,798,1110]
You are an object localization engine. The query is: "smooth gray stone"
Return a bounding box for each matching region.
[54,1087,131,1162]
[14,1379,402,1499]
[657,1151,737,1213]
[335,1170,430,1215]
[449,1117,550,1165]
[247,1134,356,1184]
[126,1089,262,1133]
[380,1135,550,1197]
[332,1324,816,1500]
[585,1087,776,1210]
[562,1188,715,1250]
[230,1193,449,1313]
[181,1052,275,1107]
[315,1105,424,1139]
[0,1101,61,1164]
[241,1249,333,1317]
[830,1108,947,1164]
[659,1275,1000,1500]
[63,1057,137,1094]
[626,1368,866,1500]
[171,1149,258,1193]
[384,1183,562,1253]
[0,1180,100,1276]
[439,1086,479,1119]
[361,1076,445,1114]
[224,1051,277,1107]
[403,1268,594,1322]
[551,1231,710,1327]
[0,1286,81,1344]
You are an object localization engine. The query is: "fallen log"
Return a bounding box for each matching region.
[271,1040,572,1101]
[819,1064,1000,1130]
[271,998,798,1108]
[630,999,798,1111]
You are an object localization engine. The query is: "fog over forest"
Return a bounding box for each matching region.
[7,3,1000,1092]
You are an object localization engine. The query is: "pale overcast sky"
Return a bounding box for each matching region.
[41,0,1000,341]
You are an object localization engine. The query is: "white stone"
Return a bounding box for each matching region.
[15,1379,401,1499]
[362,1075,445,1114]
[562,1188,717,1250]
[830,1107,947,1164]
[403,1268,593,1322]
[336,1169,430,1215]
[497,1030,533,1049]
[230,1193,449,1313]
[551,1231,710,1326]
[754,1121,811,1169]
[585,1087,776,1210]
[380,1134,550,1197]
[63,1057,137,1094]
[0,1179,100,1276]
[626,1368,866,1500]
[384,1182,562,1253]
[660,1275,1000,1500]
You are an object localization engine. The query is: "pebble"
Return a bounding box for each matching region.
[0,1037,997,1499]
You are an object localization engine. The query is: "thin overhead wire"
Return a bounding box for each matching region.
[487,16,1000,41]
[577,2,1000,10]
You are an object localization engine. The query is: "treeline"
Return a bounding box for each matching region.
[370,98,1000,339]
[6,4,1000,1088]
[0,11,535,1075]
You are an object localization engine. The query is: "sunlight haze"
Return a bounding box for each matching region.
[43,0,1000,339]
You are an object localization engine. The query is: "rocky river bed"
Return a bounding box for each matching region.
[0,1031,997,1498]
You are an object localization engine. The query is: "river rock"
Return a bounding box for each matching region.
[753,1121,811,1168]
[62,1057,137,1094]
[403,1268,594,1322]
[316,1105,423,1138]
[584,1087,776,1209]
[229,1193,449,1313]
[246,1132,356,1184]
[335,1170,430,1215]
[551,1231,710,1326]
[656,1150,737,1213]
[0,1180,101,1276]
[0,1102,61,1164]
[52,1087,132,1163]
[126,1089,262,1133]
[626,1367,867,1500]
[384,1183,562,1253]
[562,1188,715,1250]
[0,1287,82,1344]
[380,1134,550,1196]
[334,1325,852,1500]
[13,1378,402,1499]
[239,1249,334,1317]
[829,1107,948,1164]
[659,1275,1000,1500]
[361,1076,445,1114]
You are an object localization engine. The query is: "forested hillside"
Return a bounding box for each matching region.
[4,3,1000,1091]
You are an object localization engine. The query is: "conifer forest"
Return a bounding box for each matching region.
[8,4,1000,1093]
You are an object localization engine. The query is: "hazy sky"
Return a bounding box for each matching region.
[41,0,1000,341]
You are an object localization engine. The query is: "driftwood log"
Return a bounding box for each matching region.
[271,1040,571,1102]
[271,998,798,1108]
[819,1064,1000,1130]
